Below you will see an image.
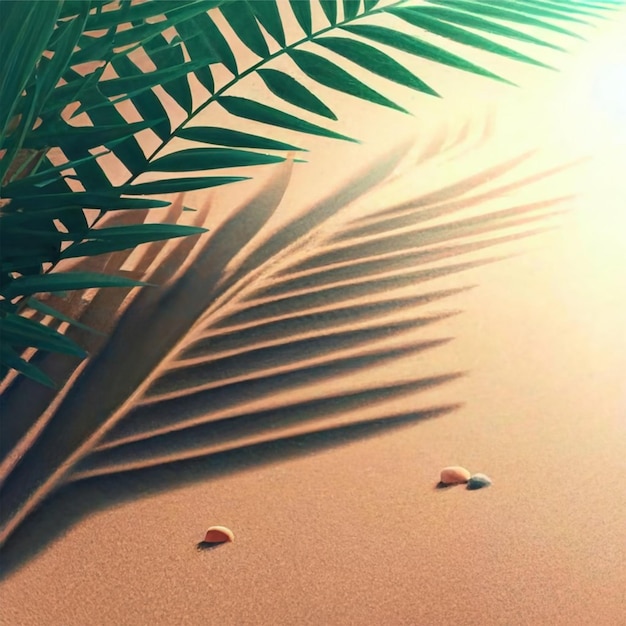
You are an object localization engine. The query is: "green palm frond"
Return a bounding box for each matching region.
[1,0,621,384]
[0,116,579,555]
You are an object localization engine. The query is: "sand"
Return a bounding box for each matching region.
[1,10,626,626]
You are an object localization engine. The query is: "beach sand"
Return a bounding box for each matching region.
[1,10,625,626]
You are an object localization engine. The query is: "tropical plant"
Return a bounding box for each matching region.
[1,0,621,385]
[0,0,623,562]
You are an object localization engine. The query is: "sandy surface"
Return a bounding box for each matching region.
[1,9,626,626]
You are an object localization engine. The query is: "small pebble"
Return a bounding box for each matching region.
[203,526,234,543]
[467,473,492,490]
[440,466,471,485]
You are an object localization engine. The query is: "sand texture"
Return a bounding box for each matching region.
[1,9,626,626]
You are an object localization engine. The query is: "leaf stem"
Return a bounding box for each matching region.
[127,3,391,178]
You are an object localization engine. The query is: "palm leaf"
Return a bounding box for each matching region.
[287,48,410,113]
[248,1,286,47]
[320,0,338,25]
[0,0,61,145]
[313,36,440,96]
[0,199,192,464]
[289,0,313,35]
[0,120,578,555]
[220,1,271,58]
[2,0,613,372]
[257,68,338,119]
[344,0,362,20]
[7,0,610,196]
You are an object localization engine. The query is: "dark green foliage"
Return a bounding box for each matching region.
[0,0,619,385]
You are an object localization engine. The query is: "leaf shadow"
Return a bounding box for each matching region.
[78,369,464,476]
[0,401,460,580]
[0,127,579,568]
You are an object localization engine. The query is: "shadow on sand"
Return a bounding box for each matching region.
[0,402,460,580]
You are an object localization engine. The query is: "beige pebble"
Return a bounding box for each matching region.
[440,466,471,484]
[204,526,234,543]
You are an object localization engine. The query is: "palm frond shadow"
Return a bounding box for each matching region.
[0,197,193,462]
[0,118,578,562]
[80,373,464,476]
[0,402,458,580]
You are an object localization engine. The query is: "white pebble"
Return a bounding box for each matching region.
[440,466,471,484]
[467,473,492,490]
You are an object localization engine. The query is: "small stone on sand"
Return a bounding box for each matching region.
[440,466,471,485]
[467,473,492,490]
[203,526,234,543]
